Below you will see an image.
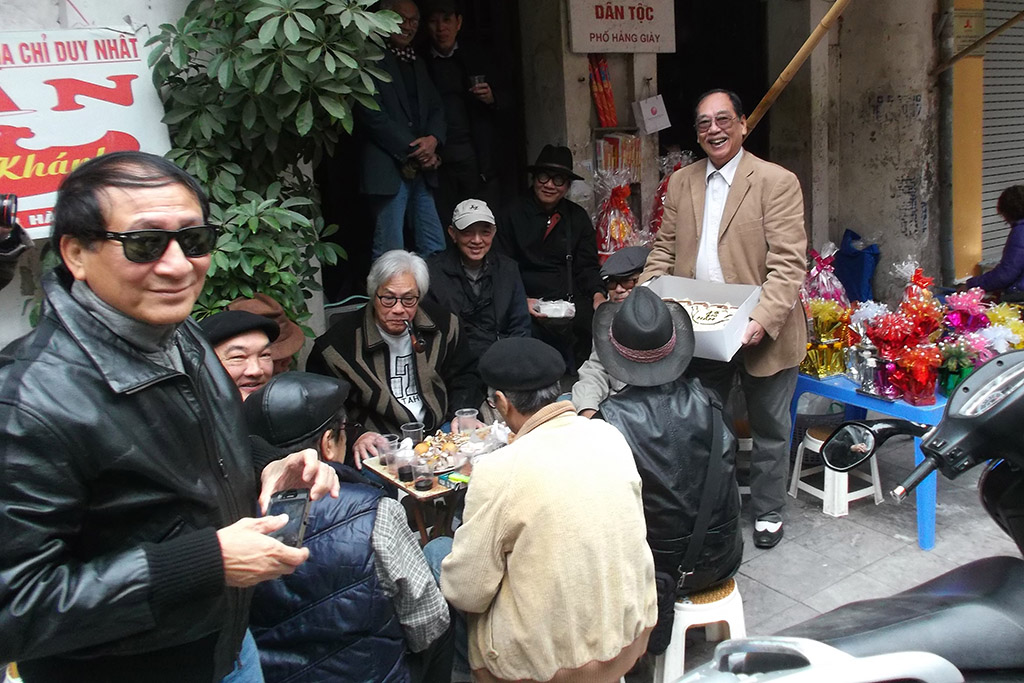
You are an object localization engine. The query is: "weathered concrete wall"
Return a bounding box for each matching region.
[835,0,940,304]
[518,0,658,217]
[767,0,941,304]
[766,0,814,236]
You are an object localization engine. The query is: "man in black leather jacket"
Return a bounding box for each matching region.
[593,288,743,654]
[0,152,339,683]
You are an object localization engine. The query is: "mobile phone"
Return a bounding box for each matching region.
[266,489,311,548]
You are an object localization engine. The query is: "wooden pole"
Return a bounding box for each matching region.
[931,9,1024,77]
[745,0,854,137]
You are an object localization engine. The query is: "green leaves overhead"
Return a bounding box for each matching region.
[146,0,396,325]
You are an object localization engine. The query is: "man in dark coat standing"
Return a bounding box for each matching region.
[0,194,31,292]
[355,0,447,258]
[497,145,606,373]
[425,198,531,366]
[422,0,508,224]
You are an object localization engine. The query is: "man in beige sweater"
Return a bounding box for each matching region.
[436,337,656,683]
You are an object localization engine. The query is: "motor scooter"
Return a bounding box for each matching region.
[678,350,1024,683]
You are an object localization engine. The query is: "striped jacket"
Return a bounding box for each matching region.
[305,299,481,435]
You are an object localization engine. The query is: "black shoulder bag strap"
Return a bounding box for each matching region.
[562,211,574,303]
[677,400,724,590]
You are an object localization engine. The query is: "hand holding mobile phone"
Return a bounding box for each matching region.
[266,489,311,548]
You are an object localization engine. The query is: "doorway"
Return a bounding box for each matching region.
[657,1,770,159]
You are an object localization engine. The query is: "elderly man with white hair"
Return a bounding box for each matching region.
[307,249,482,467]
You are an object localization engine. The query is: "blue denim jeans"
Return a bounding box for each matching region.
[422,537,470,679]
[221,630,264,683]
[369,176,446,258]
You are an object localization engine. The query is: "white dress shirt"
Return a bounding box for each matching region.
[695,148,744,283]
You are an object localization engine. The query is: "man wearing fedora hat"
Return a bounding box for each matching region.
[592,287,743,655]
[497,145,605,374]
[642,89,807,548]
[433,337,656,683]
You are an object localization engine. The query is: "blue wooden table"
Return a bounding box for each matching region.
[789,374,947,550]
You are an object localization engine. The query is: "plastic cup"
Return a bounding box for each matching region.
[455,408,478,434]
[380,434,400,467]
[413,459,433,491]
[401,421,425,444]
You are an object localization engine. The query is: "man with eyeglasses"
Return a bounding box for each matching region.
[355,0,447,259]
[642,89,807,549]
[306,249,481,469]
[572,245,650,417]
[0,151,340,682]
[497,145,605,375]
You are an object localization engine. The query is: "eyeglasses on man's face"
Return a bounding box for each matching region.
[607,275,639,291]
[376,293,420,308]
[535,171,568,188]
[104,224,219,263]
[694,114,738,134]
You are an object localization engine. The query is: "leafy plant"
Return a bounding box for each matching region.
[146,0,400,323]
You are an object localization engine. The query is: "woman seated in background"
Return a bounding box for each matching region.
[967,185,1024,298]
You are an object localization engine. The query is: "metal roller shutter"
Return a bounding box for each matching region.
[981,1,1024,261]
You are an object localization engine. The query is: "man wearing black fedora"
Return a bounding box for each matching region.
[497,144,605,375]
[592,287,743,655]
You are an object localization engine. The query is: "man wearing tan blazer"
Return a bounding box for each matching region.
[642,89,807,549]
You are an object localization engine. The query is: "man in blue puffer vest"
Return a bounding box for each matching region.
[243,372,452,683]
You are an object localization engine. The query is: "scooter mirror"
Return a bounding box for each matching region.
[821,423,876,472]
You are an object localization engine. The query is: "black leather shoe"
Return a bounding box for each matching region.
[753,512,784,548]
[753,524,784,548]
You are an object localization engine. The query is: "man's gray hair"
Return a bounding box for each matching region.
[496,381,563,416]
[367,249,430,297]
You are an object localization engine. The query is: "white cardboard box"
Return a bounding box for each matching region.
[645,276,761,362]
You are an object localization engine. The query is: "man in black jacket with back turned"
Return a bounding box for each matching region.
[593,287,743,655]
[0,152,338,683]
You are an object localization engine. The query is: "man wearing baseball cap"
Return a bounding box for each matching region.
[425,198,531,364]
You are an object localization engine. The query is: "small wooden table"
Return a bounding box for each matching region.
[363,456,470,545]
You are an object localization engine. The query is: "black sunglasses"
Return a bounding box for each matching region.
[103,225,219,263]
[535,171,568,188]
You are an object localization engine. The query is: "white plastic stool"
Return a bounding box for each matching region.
[788,424,883,517]
[653,578,746,683]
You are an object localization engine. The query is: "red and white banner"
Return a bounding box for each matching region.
[0,27,170,238]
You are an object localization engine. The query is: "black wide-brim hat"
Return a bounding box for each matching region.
[527,144,584,181]
[593,286,695,387]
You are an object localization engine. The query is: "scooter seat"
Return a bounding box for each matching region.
[778,555,1024,672]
